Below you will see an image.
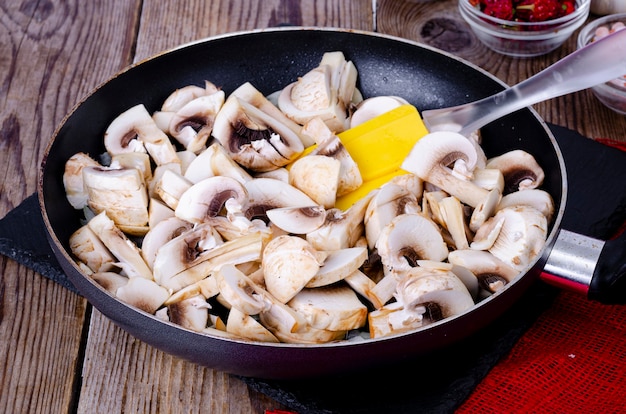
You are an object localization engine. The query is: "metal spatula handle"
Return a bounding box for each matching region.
[422,28,626,136]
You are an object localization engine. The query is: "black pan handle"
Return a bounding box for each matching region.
[543,229,626,304]
[589,229,626,304]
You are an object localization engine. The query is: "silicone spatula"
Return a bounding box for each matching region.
[334,28,626,210]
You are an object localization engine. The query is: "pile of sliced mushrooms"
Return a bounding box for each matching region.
[63,51,554,344]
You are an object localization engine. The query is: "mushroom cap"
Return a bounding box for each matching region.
[175,175,248,224]
[265,205,326,234]
[242,177,317,222]
[486,149,545,193]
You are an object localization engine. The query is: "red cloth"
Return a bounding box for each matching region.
[457,290,626,413]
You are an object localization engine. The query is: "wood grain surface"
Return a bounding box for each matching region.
[1,0,624,413]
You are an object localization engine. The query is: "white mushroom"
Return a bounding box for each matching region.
[287,285,368,331]
[226,307,279,342]
[87,212,153,280]
[485,205,549,271]
[496,188,555,222]
[69,224,116,273]
[140,217,193,269]
[90,271,129,295]
[63,152,102,209]
[306,246,368,288]
[169,90,225,153]
[376,213,449,278]
[214,264,269,315]
[438,196,469,251]
[349,96,409,128]
[166,294,210,331]
[183,142,252,185]
[486,149,545,193]
[448,249,519,295]
[110,152,153,184]
[288,155,341,208]
[174,176,248,224]
[265,205,326,234]
[152,168,192,211]
[104,103,180,166]
[115,277,171,314]
[401,131,489,208]
[242,177,317,223]
[261,235,327,303]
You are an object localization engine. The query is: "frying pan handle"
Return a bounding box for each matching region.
[543,229,626,304]
[589,229,626,304]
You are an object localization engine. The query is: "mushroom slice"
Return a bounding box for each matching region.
[376,213,448,278]
[349,96,409,128]
[306,246,368,288]
[87,212,153,280]
[401,131,489,208]
[155,231,266,293]
[306,190,375,251]
[438,196,469,251]
[214,264,269,315]
[184,142,252,185]
[90,271,128,295]
[169,90,225,153]
[242,178,317,222]
[265,205,326,234]
[69,224,116,273]
[82,166,149,232]
[152,222,224,287]
[470,213,505,251]
[167,294,210,331]
[104,104,180,166]
[261,235,327,304]
[115,277,171,314]
[288,155,341,208]
[364,183,420,250]
[343,269,386,309]
[301,118,363,196]
[486,149,545,193]
[153,168,193,211]
[161,84,208,112]
[486,205,549,271]
[369,301,423,339]
[164,275,219,305]
[175,176,247,224]
[497,188,555,222]
[262,320,347,344]
[469,188,502,233]
[448,249,519,295]
[393,266,474,326]
[63,152,101,209]
[287,285,368,331]
[110,152,153,184]
[472,168,505,193]
[226,307,279,343]
[148,198,175,228]
[213,94,304,172]
[141,217,193,269]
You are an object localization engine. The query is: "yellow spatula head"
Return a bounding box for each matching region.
[335,104,429,210]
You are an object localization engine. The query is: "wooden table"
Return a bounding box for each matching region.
[1,1,624,412]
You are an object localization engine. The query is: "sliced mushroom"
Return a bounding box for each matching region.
[226,307,279,342]
[448,249,519,295]
[183,142,252,185]
[376,213,449,278]
[140,217,193,269]
[486,149,545,193]
[164,275,219,305]
[69,224,116,273]
[306,246,368,288]
[87,212,153,280]
[364,183,420,250]
[261,235,327,303]
[148,198,175,228]
[167,294,210,331]
[175,176,248,224]
[349,96,409,128]
[214,264,269,315]
[497,188,555,222]
[82,166,149,233]
[438,196,470,251]
[288,155,341,208]
[265,205,326,234]
[343,269,386,309]
[115,277,171,314]
[287,285,368,331]
[110,152,153,184]
[161,83,209,112]
[152,168,193,211]
[401,131,489,208]
[155,231,266,293]
[90,271,129,295]
[471,168,505,193]
[63,152,102,209]
[169,90,225,153]
[213,90,305,172]
[486,205,549,271]
[242,177,317,223]
[104,103,180,166]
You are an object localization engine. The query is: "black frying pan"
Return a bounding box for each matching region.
[37,28,624,379]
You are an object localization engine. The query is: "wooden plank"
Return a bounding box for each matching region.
[0,1,142,413]
[376,0,626,141]
[76,1,373,413]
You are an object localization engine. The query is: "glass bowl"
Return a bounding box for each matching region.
[459,0,591,57]
[577,13,626,115]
